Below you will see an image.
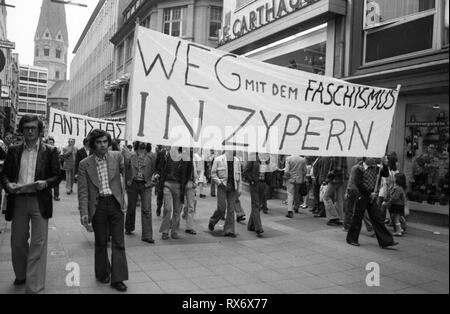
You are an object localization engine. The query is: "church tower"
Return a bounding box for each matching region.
[34,0,68,89]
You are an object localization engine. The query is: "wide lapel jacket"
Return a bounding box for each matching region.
[85,155,100,190]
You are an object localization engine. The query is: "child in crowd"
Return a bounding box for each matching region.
[383,173,408,237]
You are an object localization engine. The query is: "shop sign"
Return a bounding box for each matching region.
[0,40,15,50]
[0,85,10,99]
[219,0,320,45]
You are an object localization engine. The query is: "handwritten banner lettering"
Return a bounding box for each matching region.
[49,108,125,148]
[126,27,399,157]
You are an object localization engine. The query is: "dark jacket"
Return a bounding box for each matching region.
[1,142,61,221]
[156,151,188,203]
[124,151,156,188]
[354,164,389,197]
[75,147,91,175]
[243,158,271,185]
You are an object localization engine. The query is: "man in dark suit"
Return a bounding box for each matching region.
[346,158,397,249]
[75,137,91,177]
[1,115,61,294]
[77,129,128,292]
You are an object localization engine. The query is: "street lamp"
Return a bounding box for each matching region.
[50,0,87,7]
[0,1,15,8]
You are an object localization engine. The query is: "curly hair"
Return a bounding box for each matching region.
[88,129,112,151]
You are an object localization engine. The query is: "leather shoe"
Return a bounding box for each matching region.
[285,212,294,219]
[208,222,215,232]
[171,233,180,239]
[97,275,110,284]
[256,231,264,238]
[327,220,342,227]
[161,233,169,240]
[13,278,26,286]
[111,282,127,292]
[314,213,326,218]
[224,232,237,238]
[381,242,399,249]
[346,240,360,247]
[236,216,246,222]
[125,230,133,235]
[54,197,60,201]
[142,239,155,244]
[185,229,197,235]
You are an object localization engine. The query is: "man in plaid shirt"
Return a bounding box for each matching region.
[346,158,398,249]
[78,129,129,292]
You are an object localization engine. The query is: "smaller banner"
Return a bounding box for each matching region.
[48,108,126,148]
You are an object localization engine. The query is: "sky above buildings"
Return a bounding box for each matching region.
[6,0,96,74]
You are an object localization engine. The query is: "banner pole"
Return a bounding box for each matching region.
[384,84,403,156]
[124,19,141,146]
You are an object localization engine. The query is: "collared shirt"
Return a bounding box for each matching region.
[363,165,379,193]
[259,162,267,181]
[134,152,146,181]
[18,141,40,188]
[95,153,113,196]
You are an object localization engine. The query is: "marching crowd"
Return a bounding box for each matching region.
[0,115,407,293]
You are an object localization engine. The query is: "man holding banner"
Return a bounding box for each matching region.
[123,27,400,247]
[208,150,242,238]
[62,139,77,195]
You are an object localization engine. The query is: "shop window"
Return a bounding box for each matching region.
[163,6,187,37]
[265,42,326,75]
[404,103,449,206]
[363,0,442,63]
[209,6,223,38]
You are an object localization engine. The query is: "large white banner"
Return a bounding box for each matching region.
[48,108,126,148]
[126,27,399,157]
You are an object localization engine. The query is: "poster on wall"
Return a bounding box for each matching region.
[125,27,400,158]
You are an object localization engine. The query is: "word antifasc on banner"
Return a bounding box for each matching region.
[126,27,399,157]
[49,108,125,147]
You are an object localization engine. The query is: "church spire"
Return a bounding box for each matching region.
[35,0,68,42]
[34,0,69,88]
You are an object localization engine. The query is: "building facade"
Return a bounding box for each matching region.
[218,0,449,215]
[0,1,19,135]
[344,0,449,210]
[17,65,48,126]
[69,0,133,118]
[3,52,19,134]
[34,0,69,89]
[106,0,223,120]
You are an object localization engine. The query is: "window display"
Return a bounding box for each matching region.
[404,104,449,206]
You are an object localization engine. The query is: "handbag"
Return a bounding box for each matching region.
[319,183,328,202]
[299,182,308,196]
